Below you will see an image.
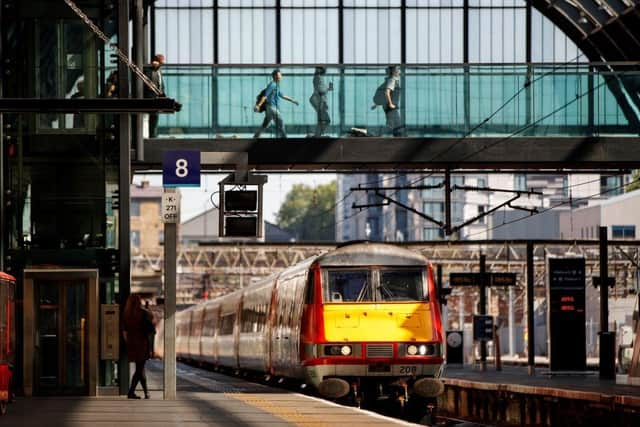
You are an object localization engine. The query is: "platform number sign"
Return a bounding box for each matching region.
[163,150,200,188]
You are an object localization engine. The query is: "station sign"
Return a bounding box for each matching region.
[161,192,181,224]
[450,272,517,287]
[473,315,494,342]
[162,150,200,187]
[547,257,586,371]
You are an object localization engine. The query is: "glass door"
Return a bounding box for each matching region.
[36,280,87,395]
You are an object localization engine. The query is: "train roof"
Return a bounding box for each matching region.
[315,242,427,267]
[0,272,16,282]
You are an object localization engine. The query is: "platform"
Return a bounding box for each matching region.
[2,361,414,427]
[439,365,640,426]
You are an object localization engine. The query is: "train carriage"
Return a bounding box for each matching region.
[0,272,16,416]
[159,242,444,404]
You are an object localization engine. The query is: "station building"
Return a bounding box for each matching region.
[1,0,639,400]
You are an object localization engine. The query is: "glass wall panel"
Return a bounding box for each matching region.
[282,8,339,63]
[344,9,401,64]
[469,7,526,63]
[406,9,464,64]
[218,9,276,63]
[531,9,585,63]
[155,8,214,63]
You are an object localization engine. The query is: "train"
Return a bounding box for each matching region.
[0,272,16,416]
[156,241,445,404]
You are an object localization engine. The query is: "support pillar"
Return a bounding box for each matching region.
[479,254,487,371]
[599,226,615,379]
[526,242,535,376]
[163,188,177,399]
[117,0,131,396]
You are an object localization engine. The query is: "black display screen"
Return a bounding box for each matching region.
[547,257,586,371]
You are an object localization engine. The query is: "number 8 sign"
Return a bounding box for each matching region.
[162,150,201,187]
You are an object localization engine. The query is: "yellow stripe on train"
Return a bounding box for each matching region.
[323,303,435,342]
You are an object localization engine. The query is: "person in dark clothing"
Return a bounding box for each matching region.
[145,54,166,137]
[309,66,333,137]
[105,70,118,98]
[372,65,403,136]
[123,294,155,399]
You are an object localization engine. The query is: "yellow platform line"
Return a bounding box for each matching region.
[224,393,331,427]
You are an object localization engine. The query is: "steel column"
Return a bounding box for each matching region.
[133,0,144,161]
[527,241,535,376]
[117,0,132,397]
[479,254,487,371]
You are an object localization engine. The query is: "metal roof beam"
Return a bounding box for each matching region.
[0,97,182,113]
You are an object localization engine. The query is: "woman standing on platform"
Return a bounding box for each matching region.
[123,294,155,399]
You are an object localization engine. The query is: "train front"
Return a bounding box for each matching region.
[300,242,444,404]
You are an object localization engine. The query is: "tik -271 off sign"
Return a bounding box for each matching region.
[161,192,181,223]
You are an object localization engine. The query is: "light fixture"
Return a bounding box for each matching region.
[419,344,428,355]
[340,345,352,356]
[578,12,589,25]
[407,344,419,356]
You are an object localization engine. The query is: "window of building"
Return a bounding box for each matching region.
[477,177,487,188]
[478,205,486,224]
[600,176,623,197]
[423,201,444,222]
[514,174,527,192]
[131,230,140,248]
[612,225,635,239]
[131,200,140,217]
[423,227,444,241]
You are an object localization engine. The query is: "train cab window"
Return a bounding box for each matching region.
[378,269,426,301]
[325,270,372,302]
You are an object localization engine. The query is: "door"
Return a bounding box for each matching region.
[35,279,88,395]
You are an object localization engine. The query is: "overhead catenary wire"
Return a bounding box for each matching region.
[465,175,640,239]
[331,58,624,237]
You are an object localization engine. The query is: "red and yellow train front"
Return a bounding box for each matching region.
[301,261,444,399]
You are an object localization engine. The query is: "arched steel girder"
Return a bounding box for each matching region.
[532,1,640,129]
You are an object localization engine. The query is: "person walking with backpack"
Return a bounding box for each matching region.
[372,65,404,137]
[254,69,299,138]
[122,294,155,399]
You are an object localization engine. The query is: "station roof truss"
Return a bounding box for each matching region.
[132,241,640,300]
[536,0,640,62]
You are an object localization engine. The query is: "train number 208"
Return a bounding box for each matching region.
[399,365,417,375]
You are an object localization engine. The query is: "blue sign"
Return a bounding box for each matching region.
[163,150,200,187]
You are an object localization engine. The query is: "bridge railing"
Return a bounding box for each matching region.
[157,63,640,139]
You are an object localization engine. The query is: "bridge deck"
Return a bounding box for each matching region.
[136,137,640,171]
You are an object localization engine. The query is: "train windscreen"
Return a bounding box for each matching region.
[378,269,425,301]
[325,270,372,302]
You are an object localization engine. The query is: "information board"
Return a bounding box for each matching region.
[473,315,494,342]
[547,257,586,371]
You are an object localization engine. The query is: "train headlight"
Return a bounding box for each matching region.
[407,344,419,356]
[324,345,354,356]
[419,345,428,355]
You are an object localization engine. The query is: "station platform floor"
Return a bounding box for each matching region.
[442,364,640,407]
[2,361,416,427]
